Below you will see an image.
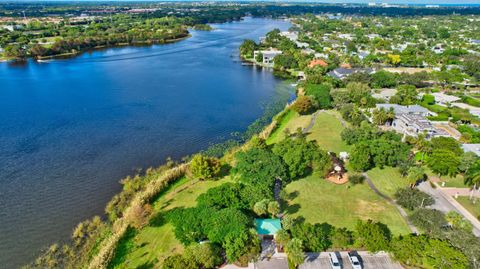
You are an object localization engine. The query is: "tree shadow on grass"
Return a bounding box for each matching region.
[149,211,166,227]
[287,191,299,200]
[135,261,156,269]
[285,203,301,214]
[108,227,138,268]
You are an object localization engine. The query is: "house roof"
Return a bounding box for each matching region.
[431,92,461,103]
[255,219,282,235]
[308,59,328,68]
[376,104,434,116]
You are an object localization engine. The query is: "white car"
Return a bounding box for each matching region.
[348,253,362,269]
[328,252,342,269]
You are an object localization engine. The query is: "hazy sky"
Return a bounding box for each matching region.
[307,0,480,4]
[2,0,479,4]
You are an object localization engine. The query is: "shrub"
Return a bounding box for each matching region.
[189,154,221,180]
[291,95,316,115]
[349,174,365,185]
[394,188,434,210]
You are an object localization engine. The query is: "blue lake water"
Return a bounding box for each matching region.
[0,17,291,268]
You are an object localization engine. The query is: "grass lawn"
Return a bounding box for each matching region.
[456,196,480,220]
[306,111,351,154]
[425,168,466,188]
[366,167,410,198]
[267,110,312,144]
[283,173,411,235]
[112,177,231,268]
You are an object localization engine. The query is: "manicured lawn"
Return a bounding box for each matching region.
[456,196,480,220]
[267,110,312,144]
[114,177,231,268]
[366,167,410,198]
[283,173,411,235]
[306,111,351,154]
[425,168,467,188]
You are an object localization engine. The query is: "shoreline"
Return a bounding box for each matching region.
[2,34,192,62]
[20,22,293,268]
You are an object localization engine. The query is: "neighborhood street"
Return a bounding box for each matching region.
[418,181,480,236]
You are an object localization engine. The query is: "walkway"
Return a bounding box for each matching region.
[302,110,322,134]
[418,181,480,236]
[363,173,419,234]
[441,187,480,197]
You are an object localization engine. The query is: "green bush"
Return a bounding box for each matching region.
[304,83,332,109]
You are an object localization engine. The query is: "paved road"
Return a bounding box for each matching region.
[418,181,480,236]
[363,173,419,234]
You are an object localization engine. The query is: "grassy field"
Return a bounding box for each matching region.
[456,196,480,220]
[425,168,466,188]
[111,177,231,268]
[366,167,410,198]
[283,173,411,235]
[267,110,312,144]
[306,111,351,154]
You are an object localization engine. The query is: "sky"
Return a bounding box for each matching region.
[305,0,480,4]
[2,0,479,5]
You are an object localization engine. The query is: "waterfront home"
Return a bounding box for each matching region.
[254,49,282,65]
[328,67,375,80]
[280,31,298,41]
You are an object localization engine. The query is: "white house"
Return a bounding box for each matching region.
[430,92,461,106]
[432,44,445,54]
[375,104,436,117]
[253,49,282,65]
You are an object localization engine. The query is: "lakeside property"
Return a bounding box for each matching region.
[5,2,480,269]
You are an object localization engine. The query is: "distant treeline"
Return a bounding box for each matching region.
[1,2,480,18]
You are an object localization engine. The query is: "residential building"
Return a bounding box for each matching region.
[308,59,328,68]
[253,49,282,65]
[430,92,461,106]
[451,102,480,117]
[432,44,445,54]
[372,88,397,101]
[375,104,436,117]
[327,67,375,80]
[280,31,298,41]
[392,114,450,139]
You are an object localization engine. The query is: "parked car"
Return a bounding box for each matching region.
[348,252,362,269]
[328,252,342,269]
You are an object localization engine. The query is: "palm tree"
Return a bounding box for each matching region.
[415,134,431,163]
[465,161,480,203]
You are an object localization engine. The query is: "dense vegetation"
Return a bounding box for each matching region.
[17,2,480,269]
